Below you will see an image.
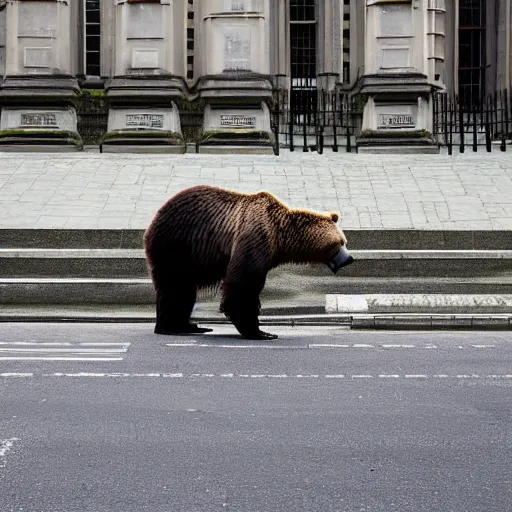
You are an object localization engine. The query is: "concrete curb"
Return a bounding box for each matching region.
[351,314,512,330]
[326,294,512,314]
[0,308,511,330]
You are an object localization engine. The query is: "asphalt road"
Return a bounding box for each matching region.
[1,323,512,512]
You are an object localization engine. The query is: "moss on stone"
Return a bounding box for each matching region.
[200,130,271,142]
[101,130,184,143]
[79,89,106,97]
[0,129,83,148]
[358,129,433,139]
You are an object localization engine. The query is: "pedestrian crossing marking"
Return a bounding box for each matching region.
[0,342,130,361]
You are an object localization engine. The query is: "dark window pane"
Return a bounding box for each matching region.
[458,0,485,104]
[86,0,101,75]
[290,23,316,78]
[87,23,100,36]
[86,35,100,53]
[290,0,315,22]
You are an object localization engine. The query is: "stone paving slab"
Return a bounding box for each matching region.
[1,149,512,230]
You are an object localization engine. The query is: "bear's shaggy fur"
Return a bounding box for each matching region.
[144,185,349,340]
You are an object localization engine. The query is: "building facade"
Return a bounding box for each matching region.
[0,0,510,152]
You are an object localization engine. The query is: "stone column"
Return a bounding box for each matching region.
[195,0,274,154]
[0,3,7,78]
[357,0,440,153]
[0,0,81,151]
[317,0,341,91]
[102,0,187,153]
[496,0,511,91]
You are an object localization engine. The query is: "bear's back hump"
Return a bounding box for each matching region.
[163,186,246,243]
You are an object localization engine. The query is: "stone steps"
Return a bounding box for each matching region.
[2,229,512,307]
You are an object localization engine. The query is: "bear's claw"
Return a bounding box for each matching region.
[154,324,213,335]
[242,330,278,341]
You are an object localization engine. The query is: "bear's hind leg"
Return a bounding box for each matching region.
[155,283,212,335]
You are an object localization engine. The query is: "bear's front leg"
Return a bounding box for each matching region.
[221,287,277,341]
[222,227,277,341]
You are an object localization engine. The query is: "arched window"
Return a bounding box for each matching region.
[85,0,101,76]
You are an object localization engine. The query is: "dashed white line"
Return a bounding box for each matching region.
[0,373,33,378]
[165,342,500,350]
[1,373,511,381]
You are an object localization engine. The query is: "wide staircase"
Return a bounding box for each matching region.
[2,229,512,324]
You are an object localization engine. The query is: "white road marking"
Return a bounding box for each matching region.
[0,342,129,347]
[0,357,124,361]
[0,438,19,468]
[0,341,130,361]
[0,348,127,353]
[165,342,500,350]
[0,373,33,378]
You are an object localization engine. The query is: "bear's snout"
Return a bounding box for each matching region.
[327,246,354,274]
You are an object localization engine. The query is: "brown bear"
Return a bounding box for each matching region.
[144,185,353,340]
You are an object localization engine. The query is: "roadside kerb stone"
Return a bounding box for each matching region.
[326,294,512,314]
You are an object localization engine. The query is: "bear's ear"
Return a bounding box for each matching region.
[330,212,339,223]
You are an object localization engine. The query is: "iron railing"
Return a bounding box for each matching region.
[75,95,108,145]
[270,88,363,155]
[433,89,512,153]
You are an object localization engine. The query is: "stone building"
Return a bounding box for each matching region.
[0,0,510,152]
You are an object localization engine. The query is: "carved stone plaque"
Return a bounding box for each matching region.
[21,113,58,127]
[24,47,52,68]
[126,114,164,129]
[381,47,410,69]
[19,2,57,38]
[224,27,251,71]
[224,0,257,11]
[128,4,163,39]
[378,113,415,129]
[380,4,412,37]
[131,49,159,69]
[220,115,256,128]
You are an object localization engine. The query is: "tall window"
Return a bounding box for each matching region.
[187,0,194,80]
[290,0,317,119]
[85,0,101,76]
[458,0,485,106]
[343,0,350,84]
[290,0,316,84]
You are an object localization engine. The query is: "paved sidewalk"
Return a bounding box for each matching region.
[1,149,512,230]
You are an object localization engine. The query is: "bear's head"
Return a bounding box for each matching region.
[285,209,353,273]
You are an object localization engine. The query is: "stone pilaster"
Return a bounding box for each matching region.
[356,0,441,153]
[0,0,81,151]
[102,0,187,153]
[317,0,341,91]
[195,0,274,154]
